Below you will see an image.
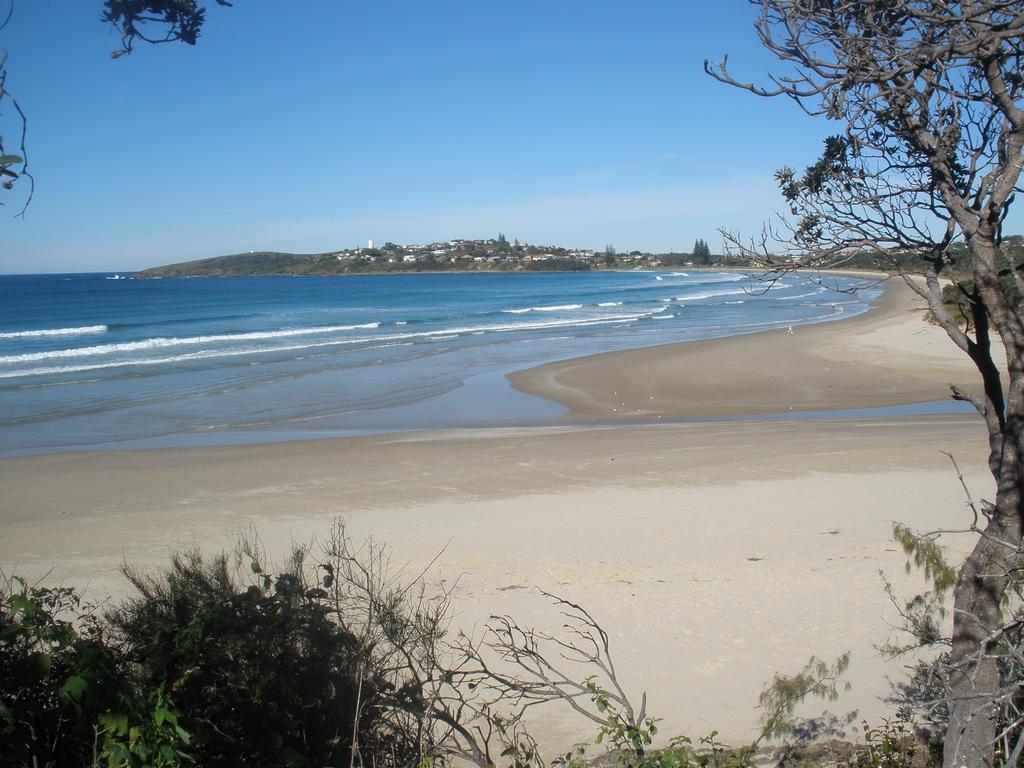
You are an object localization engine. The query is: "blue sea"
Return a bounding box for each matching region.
[0,270,882,455]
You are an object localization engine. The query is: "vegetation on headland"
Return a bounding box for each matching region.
[133,234,1024,282]
[1,521,973,768]
[133,237,736,278]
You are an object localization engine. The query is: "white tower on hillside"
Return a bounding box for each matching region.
[368,239,374,250]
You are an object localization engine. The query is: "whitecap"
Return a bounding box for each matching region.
[0,323,381,364]
[0,325,108,340]
[768,290,821,301]
[0,312,665,378]
[676,286,750,301]
[501,304,584,314]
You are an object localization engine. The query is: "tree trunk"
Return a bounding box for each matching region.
[943,237,1024,768]
[944,537,1008,768]
[944,437,1023,768]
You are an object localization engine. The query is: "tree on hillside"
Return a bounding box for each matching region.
[707,3,1023,767]
[692,238,712,264]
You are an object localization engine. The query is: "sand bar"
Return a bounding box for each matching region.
[509,277,991,419]
[0,275,999,752]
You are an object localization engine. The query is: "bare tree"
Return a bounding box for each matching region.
[283,521,528,768]
[706,3,1023,767]
[457,591,660,767]
[285,527,663,768]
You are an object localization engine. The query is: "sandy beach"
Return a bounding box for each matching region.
[0,274,999,752]
[509,275,990,420]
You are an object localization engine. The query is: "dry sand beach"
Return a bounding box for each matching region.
[0,275,1000,751]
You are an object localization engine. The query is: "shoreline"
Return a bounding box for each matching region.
[509,275,987,420]
[1,269,890,459]
[0,271,998,751]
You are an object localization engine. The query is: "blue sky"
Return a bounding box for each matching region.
[0,1,969,272]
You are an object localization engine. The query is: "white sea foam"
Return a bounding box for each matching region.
[0,323,381,364]
[6,300,827,381]
[501,304,583,314]
[0,312,661,378]
[597,301,623,307]
[417,311,653,338]
[676,286,750,301]
[660,271,744,283]
[769,290,822,301]
[0,325,108,340]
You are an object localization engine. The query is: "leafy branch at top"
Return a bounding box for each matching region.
[102,0,234,56]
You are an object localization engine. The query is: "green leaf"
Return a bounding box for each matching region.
[60,674,89,702]
[0,154,23,166]
[99,710,130,736]
[9,593,34,616]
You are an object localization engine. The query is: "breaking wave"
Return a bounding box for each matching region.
[501,304,583,314]
[0,325,108,340]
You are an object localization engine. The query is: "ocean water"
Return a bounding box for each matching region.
[0,270,882,455]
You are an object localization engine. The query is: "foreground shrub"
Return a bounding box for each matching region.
[106,547,405,768]
[1,577,108,765]
[0,576,187,768]
[2,520,964,768]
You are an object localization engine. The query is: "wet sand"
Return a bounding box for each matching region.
[509,278,988,420]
